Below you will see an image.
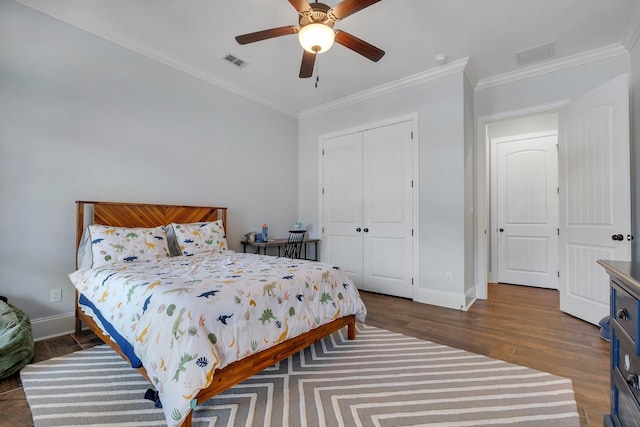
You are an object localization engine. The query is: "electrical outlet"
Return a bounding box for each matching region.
[445,272,453,282]
[50,288,62,303]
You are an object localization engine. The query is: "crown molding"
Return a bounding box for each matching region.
[15,0,299,118]
[475,43,629,91]
[299,57,470,119]
[463,59,479,89]
[15,0,636,120]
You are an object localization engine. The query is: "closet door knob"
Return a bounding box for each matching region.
[612,234,624,241]
[356,228,361,232]
[499,228,504,232]
[363,228,369,233]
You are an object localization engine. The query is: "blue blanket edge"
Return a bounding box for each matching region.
[78,294,142,368]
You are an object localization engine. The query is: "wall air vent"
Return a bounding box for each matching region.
[516,42,555,66]
[222,53,249,69]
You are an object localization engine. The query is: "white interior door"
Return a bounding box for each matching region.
[495,133,559,289]
[362,121,414,298]
[558,74,631,325]
[321,132,363,287]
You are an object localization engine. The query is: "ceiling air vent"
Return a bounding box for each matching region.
[222,53,249,69]
[516,42,555,66]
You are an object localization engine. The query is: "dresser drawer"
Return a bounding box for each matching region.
[614,327,640,407]
[613,281,639,348]
[614,366,640,427]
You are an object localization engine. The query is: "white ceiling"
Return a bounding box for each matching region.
[15,0,640,117]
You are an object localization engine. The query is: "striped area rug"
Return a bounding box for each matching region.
[20,324,579,427]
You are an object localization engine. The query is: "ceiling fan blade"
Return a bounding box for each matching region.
[334,30,385,62]
[329,0,381,21]
[288,0,312,14]
[235,26,298,45]
[299,50,316,78]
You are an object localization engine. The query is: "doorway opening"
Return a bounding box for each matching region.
[487,112,559,289]
[476,75,631,325]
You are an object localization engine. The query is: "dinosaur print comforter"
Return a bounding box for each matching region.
[69,251,366,426]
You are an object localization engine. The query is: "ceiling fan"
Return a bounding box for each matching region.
[235,0,385,78]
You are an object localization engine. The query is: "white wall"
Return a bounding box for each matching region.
[0,1,299,339]
[486,113,558,141]
[475,55,631,118]
[299,70,471,309]
[463,75,476,304]
[631,40,640,261]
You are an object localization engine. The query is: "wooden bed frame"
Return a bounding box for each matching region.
[73,200,356,427]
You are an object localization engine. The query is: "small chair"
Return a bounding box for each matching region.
[283,230,306,259]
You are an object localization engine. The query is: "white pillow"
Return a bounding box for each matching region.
[84,225,171,268]
[77,227,93,270]
[167,220,228,256]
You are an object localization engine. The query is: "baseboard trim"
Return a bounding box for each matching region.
[414,287,469,311]
[30,312,75,341]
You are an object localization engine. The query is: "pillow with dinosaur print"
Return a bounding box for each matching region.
[86,225,171,268]
[167,220,228,256]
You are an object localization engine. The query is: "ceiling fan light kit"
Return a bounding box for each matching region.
[234,0,384,78]
[299,23,335,53]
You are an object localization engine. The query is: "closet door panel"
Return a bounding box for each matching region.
[322,132,364,288]
[362,121,413,298]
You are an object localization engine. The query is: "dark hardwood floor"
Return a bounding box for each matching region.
[363,283,610,427]
[0,283,608,427]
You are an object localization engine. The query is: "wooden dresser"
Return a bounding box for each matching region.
[599,260,640,426]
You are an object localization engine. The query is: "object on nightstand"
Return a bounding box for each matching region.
[244,232,256,242]
[262,224,268,242]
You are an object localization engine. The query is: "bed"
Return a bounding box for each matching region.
[69,201,366,427]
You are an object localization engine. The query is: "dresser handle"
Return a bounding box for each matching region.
[617,308,629,320]
[627,373,640,390]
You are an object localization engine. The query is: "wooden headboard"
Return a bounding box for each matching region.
[75,201,228,249]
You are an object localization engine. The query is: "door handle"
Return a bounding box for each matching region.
[356,228,361,232]
[628,234,635,241]
[499,228,504,232]
[612,234,624,241]
[363,228,369,233]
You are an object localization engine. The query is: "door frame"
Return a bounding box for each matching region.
[318,113,420,300]
[490,130,559,287]
[475,101,567,299]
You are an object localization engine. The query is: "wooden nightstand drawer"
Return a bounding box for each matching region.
[613,281,639,349]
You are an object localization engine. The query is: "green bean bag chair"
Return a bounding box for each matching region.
[0,298,34,379]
